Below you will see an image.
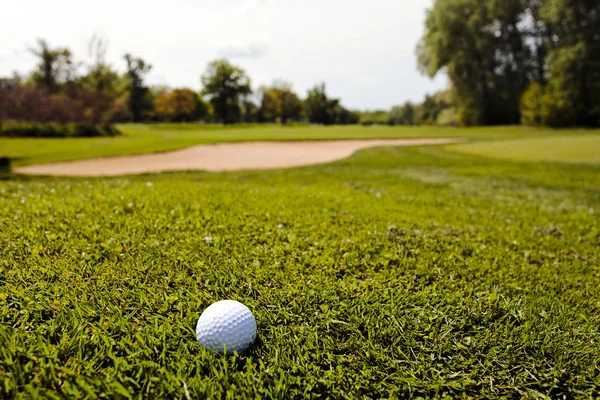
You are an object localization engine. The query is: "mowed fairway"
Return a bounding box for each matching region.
[0,123,577,167]
[451,134,600,164]
[1,128,600,397]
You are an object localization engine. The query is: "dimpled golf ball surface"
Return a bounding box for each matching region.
[196,300,257,355]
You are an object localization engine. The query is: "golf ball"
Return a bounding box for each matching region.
[196,300,257,355]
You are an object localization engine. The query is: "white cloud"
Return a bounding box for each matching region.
[0,0,446,109]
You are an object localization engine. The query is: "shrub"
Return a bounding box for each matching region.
[0,122,121,138]
[0,156,10,172]
[0,86,120,124]
[520,82,544,126]
[436,107,459,126]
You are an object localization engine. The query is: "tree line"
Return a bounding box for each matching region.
[4,0,598,132]
[417,0,600,127]
[0,38,359,126]
[358,90,457,127]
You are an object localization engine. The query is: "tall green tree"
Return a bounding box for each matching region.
[201,59,251,124]
[358,110,389,125]
[124,54,152,122]
[259,81,303,124]
[304,83,336,125]
[417,0,545,125]
[520,82,544,125]
[304,83,356,125]
[80,35,121,96]
[402,102,415,125]
[29,39,76,92]
[241,97,259,123]
[333,106,360,125]
[540,0,600,126]
[388,102,416,125]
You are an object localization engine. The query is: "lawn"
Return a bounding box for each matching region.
[0,123,586,167]
[451,134,600,164]
[1,140,599,397]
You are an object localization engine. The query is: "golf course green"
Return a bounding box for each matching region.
[1,125,599,397]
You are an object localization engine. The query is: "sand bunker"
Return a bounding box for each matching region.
[14,138,464,177]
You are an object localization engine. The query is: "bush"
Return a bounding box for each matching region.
[0,86,121,124]
[520,82,544,126]
[359,110,389,125]
[0,157,10,172]
[436,107,459,126]
[0,122,121,138]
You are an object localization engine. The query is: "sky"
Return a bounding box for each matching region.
[0,0,447,110]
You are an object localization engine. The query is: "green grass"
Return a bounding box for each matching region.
[0,123,590,167]
[451,134,600,164]
[1,143,599,397]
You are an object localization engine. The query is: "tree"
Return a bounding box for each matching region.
[241,97,259,123]
[358,110,389,125]
[201,59,251,124]
[388,106,405,126]
[80,35,121,96]
[402,102,415,126]
[29,39,77,92]
[539,0,600,126]
[154,88,207,122]
[333,106,360,125]
[417,0,546,125]
[259,87,279,122]
[124,54,152,122]
[520,82,544,125]
[259,81,303,124]
[388,102,415,125]
[304,83,335,125]
[304,83,357,125]
[74,35,125,123]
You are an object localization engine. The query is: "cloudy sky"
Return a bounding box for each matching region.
[0,0,447,110]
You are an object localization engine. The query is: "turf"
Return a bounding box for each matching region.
[451,134,600,164]
[1,144,599,398]
[0,123,586,167]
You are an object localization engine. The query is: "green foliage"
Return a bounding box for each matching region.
[154,89,207,122]
[259,81,304,124]
[79,36,123,98]
[29,39,77,92]
[304,84,356,125]
[418,0,545,126]
[435,108,459,126]
[241,98,259,123]
[418,0,600,128]
[2,37,127,125]
[540,44,599,127]
[333,107,360,125]
[304,83,335,125]
[0,122,120,138]
[359,110,389,125]
[520,82,544,126]
[124,54,152,122]
[1,141,599,397]
[388,102,415,126]
[79,64,122,97]
[201,59,251,124]
[540,0,600,127]
[419,93,452,125]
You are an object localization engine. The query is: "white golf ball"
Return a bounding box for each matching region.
[196,300,257,355]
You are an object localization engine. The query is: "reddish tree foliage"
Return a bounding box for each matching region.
[0,85,122,124]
